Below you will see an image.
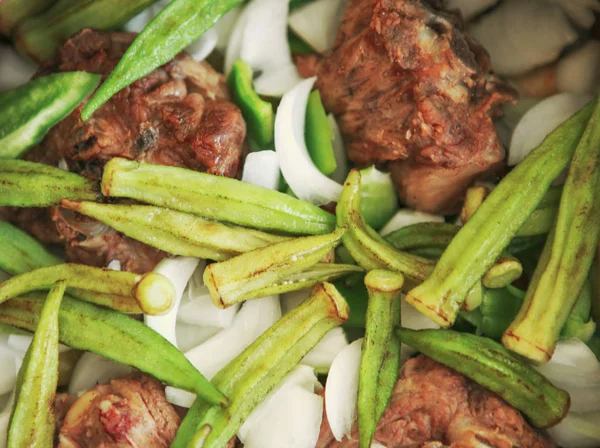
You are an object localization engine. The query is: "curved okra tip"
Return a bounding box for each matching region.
[172,282,349,448]
[61,200,290,261]
[8,280,65,448]
[503,97,600,364]
[0,292,227,406]
[0,159,97,207]
[101,158,336,235]
[358,270,403,448]
[0,263,176,315]
[460,185,490,223]
[0,220,61,276]
[203,228,354,307]
[396,328,570,428]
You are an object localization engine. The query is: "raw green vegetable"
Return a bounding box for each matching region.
[102,158,336,235]
[332,274,368,328]
[397,328,570,428]
[560,281,596,342]
[503,97,600,364]
[359,166,398,230]
[460,185,489,223]
[0,0,54,35]
[203,228,361,307]
[7,281,65,448]
[172,282,349,448]
[227,60,274,149]
[0,159,97,207]
[61,200,290,261]
[82,0,243,120]
[0,292,227,405]
[479,286,524,340]
[306,90,336,176]
[358,270,403,448]
[0,73,100,159]
[0,220,61,276]
[0,263,175,315]
[481,254,522,289]
[406,99,595,327]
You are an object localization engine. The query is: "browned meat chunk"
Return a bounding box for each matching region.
[7,29,246,272]
[317,355,554,448]
[302,0,517,214]
[58,375,180,448]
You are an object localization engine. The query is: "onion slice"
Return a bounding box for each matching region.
[379,209,445,236]
[0,391,15,448]
[301,327,348,373]
[68,352,134,396]
[0,45,37,92]
[288,0,346,53]
[276,77,343,205]
[242,150,281,191]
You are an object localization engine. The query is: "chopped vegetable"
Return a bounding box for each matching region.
[241,150,281,190]
[0,293,226,405]
[359,166,399,230]
[227,59,274,149]
[560,281,596,342]
[481,254,523,289]
[61,200,290,261]
[460,185,489,223]
[306,90,337,176]
[379,209,444,237]
[0,0,54,35]
[172,282,349,448]
[397,328,571,428]
[82,0,243,120]
[7,281,65,448]
[406,99,595,327]
[0,263,175,315]
[0,73,100,159]
[101,158,336,235]
[288,0,345,53]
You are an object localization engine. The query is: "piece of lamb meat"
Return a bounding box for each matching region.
[316,355,554,448]
[6,29,246,272]
[299,0,517,214]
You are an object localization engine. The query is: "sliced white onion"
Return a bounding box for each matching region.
[0,391,15,448]
[328,114,349,184]
[288,0,346,53]
[276,77,343,205]
[301,327,348,373]
[242,151,281,190]
[106,259,121,270]
[175,322,221,353]
[166,295,281,407]
[68,352,134,396]
[239,365,323,448]
[548,0,600,28]
[0,45,37,92]
[0,336,16,397]
[379,209,445,236]
[144,257,200,347]
[325,338,363,442]
[224,3,248,75]
[400,298,439,365]
[7,334,70,354]
[446,0,498,20]
[549,411,600,448]
[215,7,242,51]
[281,288,312,314]
[509,93,592,166]
[556,40,600,95]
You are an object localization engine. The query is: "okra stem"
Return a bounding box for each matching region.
[406,99,596,327]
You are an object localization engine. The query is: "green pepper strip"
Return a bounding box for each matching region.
[227,60,274,149]
[306,90,337,176]
[172,282,349,448]
[81,0,243,120]
[0,263,176,315]
[358,270,403,448]
[0,292,227,406]
[0,220,61,276]
[0,159,97,207]
[7,281,65,448]
[503,99,600,363]
[101,158,336,235]
[397,328,570,428]
[204,228,362,307]
[406,99,595,327]
[61,200,290,261]
[14,0,160,62]
[0,0,54,35]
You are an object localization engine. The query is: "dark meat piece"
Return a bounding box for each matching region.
[58,375,180,448]
[317,355,553,448]
[7,29,246,272]
[301,0,517,214]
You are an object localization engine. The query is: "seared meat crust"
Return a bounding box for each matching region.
[302,0,517,214]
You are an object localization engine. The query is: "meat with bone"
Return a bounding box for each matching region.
[57,375,180,448]
[5,29,246,272]
[317,355,553,448]
[299,0,517,214]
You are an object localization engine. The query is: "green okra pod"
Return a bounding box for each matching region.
[0,263,176,315]
[0,0,55,35]
[481,254,523,289]
[358,270,403,448]
[0,73,100,158]
[61,200,290,261]
[0,220,61,276]
[0,292,226,405]
[82,0,244,120]
[204,228,361,307]
[503,97,600,364]
[172,282,349,448]
[101,158,336,235]
[406,99,596,327]
[560,280,596,342]
[7,281,65,448]
[460,185,489,223]
[397,328,570,428]
[0,159,97,207]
